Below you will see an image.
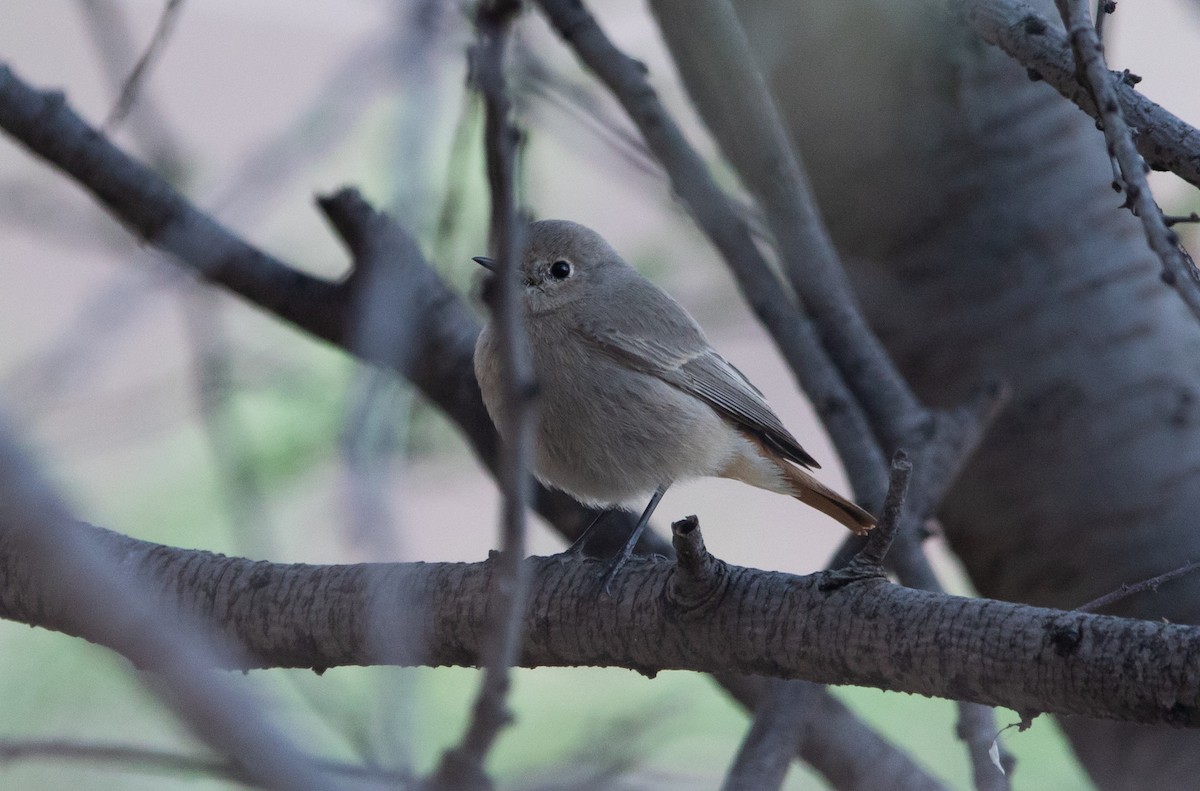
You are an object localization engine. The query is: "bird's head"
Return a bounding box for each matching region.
[474,219,627,315]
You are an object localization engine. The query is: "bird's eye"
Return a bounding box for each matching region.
[549,260,572,279]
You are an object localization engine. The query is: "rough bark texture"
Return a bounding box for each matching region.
[3,521,1200,728]
[733,0,1200,786]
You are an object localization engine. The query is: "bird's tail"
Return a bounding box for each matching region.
[779,463,876,535]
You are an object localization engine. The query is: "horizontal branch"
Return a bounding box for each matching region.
[4,520,1197,728]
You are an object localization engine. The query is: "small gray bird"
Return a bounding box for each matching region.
[473,220,874,577]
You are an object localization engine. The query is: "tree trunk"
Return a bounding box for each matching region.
[735,0,1200,786]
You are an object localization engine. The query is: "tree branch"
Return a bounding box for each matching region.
[1053,0,1200,322]
[4,520,1199,727]
[719,678,815,791]
[961,0,1200,190]
[0,739,413,789]
[648,0,925,449]
[432,3,531,788]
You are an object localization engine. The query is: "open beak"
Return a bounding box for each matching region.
[472,256,496,271]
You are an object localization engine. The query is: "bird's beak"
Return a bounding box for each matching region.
[472,256,496,271]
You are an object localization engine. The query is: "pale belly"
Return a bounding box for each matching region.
[531,356,739,507]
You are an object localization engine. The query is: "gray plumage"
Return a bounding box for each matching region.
[473,220,875,534]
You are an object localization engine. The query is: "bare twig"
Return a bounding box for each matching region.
[713,674,949,791]
[431,3,531,788]
[181,289,275,558]
[1165,213,1200,227]
[75,0,188,175]
[103,0,187,131]
[957,704,1018,790]
[1093,0,1114,38]
[821,451,912,588]
[1053,0,1200,321]
[1075,560,1200,613]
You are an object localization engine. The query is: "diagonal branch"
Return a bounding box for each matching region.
[648,0,925,450]
[1053,0,1200,322]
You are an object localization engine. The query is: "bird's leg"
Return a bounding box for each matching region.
[601,484,668,594]
[562,508,611,556]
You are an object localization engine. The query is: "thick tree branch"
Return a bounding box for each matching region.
[2,520,1198,727]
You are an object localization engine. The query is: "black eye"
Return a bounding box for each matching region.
[550,260,572,279]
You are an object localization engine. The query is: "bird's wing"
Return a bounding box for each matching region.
[575,321,821,470]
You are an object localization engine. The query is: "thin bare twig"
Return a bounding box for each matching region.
[1075,560,1200,613]
[75,0,188,175]
[181,289,275,558]
[957,705,1018,790]
[103,0,187,131]
[820,452,912,588]
[431,2,531,788]
[1054,0,1200,322]
[1093,0,1114,38]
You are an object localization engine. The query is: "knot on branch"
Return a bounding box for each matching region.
[667,516,729,615]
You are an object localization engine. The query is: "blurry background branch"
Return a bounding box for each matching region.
[430,3,533,788]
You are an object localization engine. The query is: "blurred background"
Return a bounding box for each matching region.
[3,0,1198,787]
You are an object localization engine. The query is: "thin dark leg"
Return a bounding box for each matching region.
[563,508,611,556]
[601,484,668,594]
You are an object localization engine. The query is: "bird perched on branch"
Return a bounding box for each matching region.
[473,220,874,583]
